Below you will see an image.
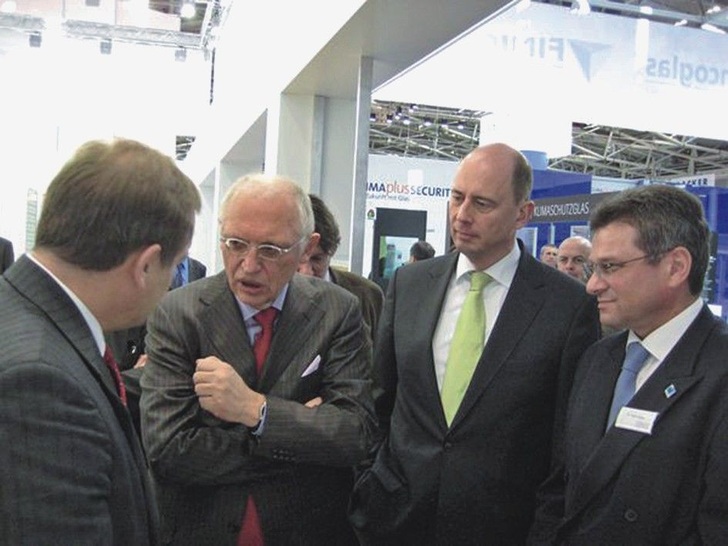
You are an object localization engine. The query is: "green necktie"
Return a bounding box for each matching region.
[441,271,491,425]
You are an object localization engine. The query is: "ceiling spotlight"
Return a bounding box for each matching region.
[28,31,42,48]
[99,38,112,55]
[674,19,688,27]
[180,1,196,19]
[570,0,591,15]
[701,22,726,34]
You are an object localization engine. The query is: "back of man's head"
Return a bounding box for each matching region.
[410,240,435,262]
[36,138,201,270]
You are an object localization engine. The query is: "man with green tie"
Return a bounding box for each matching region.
[349,143,600,545]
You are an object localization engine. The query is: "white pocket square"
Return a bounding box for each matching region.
[302,354,321,377]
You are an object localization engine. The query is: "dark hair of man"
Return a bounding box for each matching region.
[410,240,435,261]
[36,138,201,270]
[590,184,709,295]
[511,150,533,204]
[309,194,341,256]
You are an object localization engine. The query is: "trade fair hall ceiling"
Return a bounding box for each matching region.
[371,0,728,182]
[0,0,231,51]
[369,100,728,181]
[2,0,726,182]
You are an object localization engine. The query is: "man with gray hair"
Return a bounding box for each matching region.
[141,173,378,545]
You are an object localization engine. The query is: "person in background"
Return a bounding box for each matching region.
[557,236,592,283]
[368,255,390,294]
[298,193,384,342]
[530,184,728,544]
[108,255,207,370]
[349,143,600,545]
[539,243,558,268]
[0,236,14,274]
[169,255,207,290]
[141,173,378,545]
[0,137,200,544]
[409,239,436,263]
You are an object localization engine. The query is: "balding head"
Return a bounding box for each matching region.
[557,236,592,283]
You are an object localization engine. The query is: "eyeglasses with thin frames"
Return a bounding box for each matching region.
[219,235,306,261]
[586,254,653,278]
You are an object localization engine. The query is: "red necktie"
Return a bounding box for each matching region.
[238,307,278,546]
[252,307,278,375]
[103,346,127,406]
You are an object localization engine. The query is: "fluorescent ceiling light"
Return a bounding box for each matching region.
[571,0,591,15]
[701,22,726,34]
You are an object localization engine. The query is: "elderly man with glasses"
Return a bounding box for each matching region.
[530,184,728,544]
[140,173,378,546]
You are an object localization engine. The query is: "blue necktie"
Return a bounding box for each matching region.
[171,261,185,289]
[607,342,650,430]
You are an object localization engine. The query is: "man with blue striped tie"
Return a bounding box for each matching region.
[531,184,728,544]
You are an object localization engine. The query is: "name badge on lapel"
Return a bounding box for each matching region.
[615,407,659,435]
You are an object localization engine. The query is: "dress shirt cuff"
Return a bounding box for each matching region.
[249,397,268,437]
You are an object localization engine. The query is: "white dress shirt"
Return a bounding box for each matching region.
[629,296,703,391]
[432,242,521,391]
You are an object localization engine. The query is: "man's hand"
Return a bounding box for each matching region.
[193,356,264,427]
[305,397,323,408]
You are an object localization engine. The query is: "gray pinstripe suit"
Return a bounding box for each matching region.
[0,256,158,545]
[140,271,378,545]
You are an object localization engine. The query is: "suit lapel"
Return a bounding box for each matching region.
[197,274,326,393]
[451,250,547,426]
[198,272,258,386]
[6,257,125,403]
[259,275,324,392]
[566,307,715,517]
[5,256,157,528]
[571,339,625,474]
[413,254,460,422]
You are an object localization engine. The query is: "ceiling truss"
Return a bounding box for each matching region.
[368,100,728,182]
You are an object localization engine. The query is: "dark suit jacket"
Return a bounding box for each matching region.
[349,244,600,545]
[187,256,207,282]
[140,271,379,546]
[109,256,208,435]
[330,267,384,342]
[0,256,158,545]
[0,236,14,274]
[530,306,728,545]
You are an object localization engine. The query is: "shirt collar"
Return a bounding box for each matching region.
[455,240,521,288]
[238,283,289,321]
[28,253,106,355]
[627,297,703,361]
